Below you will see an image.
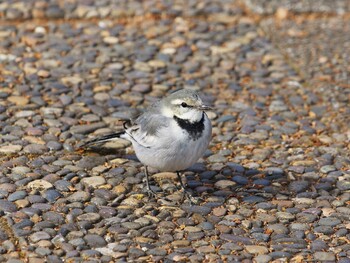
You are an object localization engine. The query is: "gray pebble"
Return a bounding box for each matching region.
[314,251,335,261]
[30,231,51,242]
[0,200,17,213]
[43,211,65,225]
[76,156,106,170]
[288,181,310,193]
[181,205,212,215]
[67,191,90,203]
[23,144,48,154]
[43,189,63,203]
[47,141,63,151]
[7,190,27,202]
[337,180,350,191]
[84,234,107,248]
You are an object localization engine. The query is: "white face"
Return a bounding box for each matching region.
[164,98,204,123]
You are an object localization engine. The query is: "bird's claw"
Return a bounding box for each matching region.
[182,190,194,205]
[145,188,163,198]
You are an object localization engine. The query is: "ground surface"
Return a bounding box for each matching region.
[0,1,349,262]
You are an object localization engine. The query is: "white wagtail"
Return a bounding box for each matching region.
[82,89,212,199]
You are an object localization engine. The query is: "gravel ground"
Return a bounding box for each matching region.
[244,0,350,15]
[0,1,349,262]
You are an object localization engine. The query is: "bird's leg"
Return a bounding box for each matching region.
[176,171,193,204]
[144,166,157,197]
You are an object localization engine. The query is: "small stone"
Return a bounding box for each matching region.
[71,123,107,134]
[215,180,236,189]
[132,84,151,93]
[0,145,23,154]
[8,191,27,202]
[314,226,334,235]
[84,235,107,248]
[181,205,212,215]
[269,100,288,112]
[81,176,106,188]
[254,255,272,263]
[337,180,350,191]
[28,180,53,191]
[196,246,215,253]
[232,175,249,185]
[67,191,90,203]
[43,211,65,225]
[30,231,51,243]
[245,245,268,255]
[76,156,106,170]
[43,190,62,203]
[0,200,17,213]
[8,96,29,106]
[314,252,335,261]
[129,247,146,259]
[288,181,310,193]
[220,234,253,245]
[318,217,341,227]
[77,213,101,223]
[103,36,119,44]
[276,212,295,222]
[208,154,227,163]
[23,144,48,154]
[12,166,31,175]
[46,141,62,151]
[311,240,328,251]
[320,165,336,173]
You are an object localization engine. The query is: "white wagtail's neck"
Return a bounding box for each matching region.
[173,113,206,140]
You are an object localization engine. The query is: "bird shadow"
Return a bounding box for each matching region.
[184,162,296,205]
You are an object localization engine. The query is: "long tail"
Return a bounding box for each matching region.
[80,131,125,148]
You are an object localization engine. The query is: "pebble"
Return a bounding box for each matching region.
[30,232,51,243]
[232,175,249,185]
[208,154,227,163]
[337,180,350,191]
[27,180,53,191]
[0,145,23,154]
[220,234,253,245]
[8,191,27,202]
[81,176,106,188]
[215,180,236,189]
[76,156,106,170]
[67,191,90,203]
[0,200,17,213]
[245,245,268,255]
[320,165,336,173]
[181,205,212,216]
[314,252,335,261]
[77,213,101,223]
[288,181,310,193]
[254,255,272,263]
[23,144,48,154]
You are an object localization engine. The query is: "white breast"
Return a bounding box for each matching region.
[130,115,212,172]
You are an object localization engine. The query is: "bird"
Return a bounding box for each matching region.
[81,89,212,201]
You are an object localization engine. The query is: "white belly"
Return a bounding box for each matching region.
[130,116,212,172]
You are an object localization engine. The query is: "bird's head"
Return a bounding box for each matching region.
[162,89,212,122]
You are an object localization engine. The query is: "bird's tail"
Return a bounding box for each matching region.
[79,131,125,148]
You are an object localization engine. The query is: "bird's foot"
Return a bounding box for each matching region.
[181,189,195,205]
[144,187,163,198]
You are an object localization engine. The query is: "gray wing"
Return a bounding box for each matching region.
[124,101,170,148]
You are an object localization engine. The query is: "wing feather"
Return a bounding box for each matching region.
[124,102,170,148]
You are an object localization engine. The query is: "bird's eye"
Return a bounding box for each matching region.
[181,102,188,108]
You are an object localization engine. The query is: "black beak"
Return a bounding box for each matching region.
[198,105,213,111]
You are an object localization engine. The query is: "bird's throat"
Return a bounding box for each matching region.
[173,113,205,140]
